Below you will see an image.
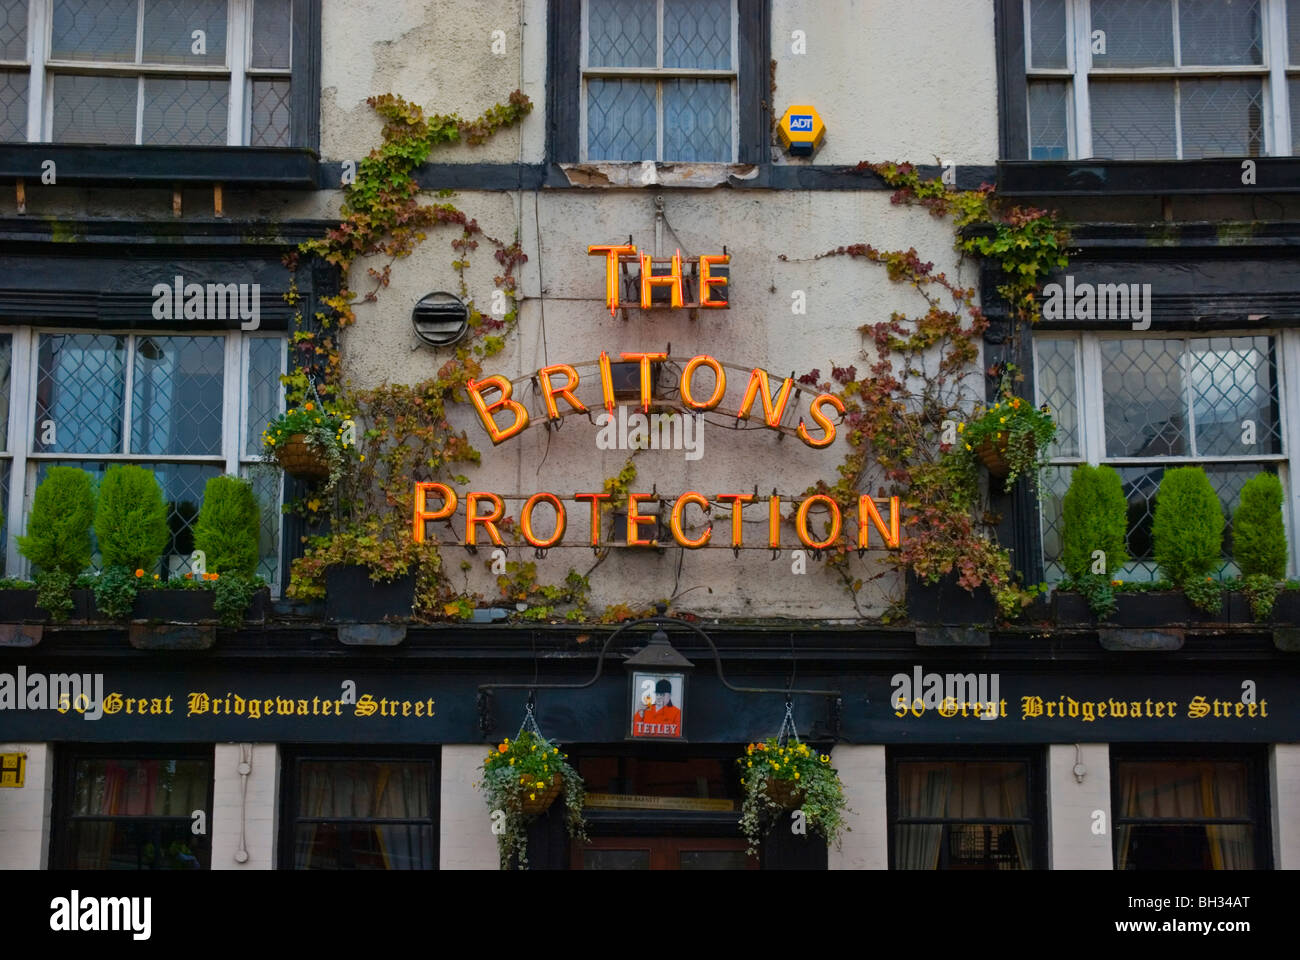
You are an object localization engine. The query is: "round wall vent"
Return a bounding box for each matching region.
[412,291,470,347]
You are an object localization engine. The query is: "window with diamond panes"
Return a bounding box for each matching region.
[15,331,285,588]
[1033,333,1292,582]
[582,0,737,162]
[1023,0,1299,159]
[0,0,292,146]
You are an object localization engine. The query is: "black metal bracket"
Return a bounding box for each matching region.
[476,602,843,740]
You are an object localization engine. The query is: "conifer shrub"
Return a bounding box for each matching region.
[95,465,169,573]
[1233,472,1287,580]
[1061,464,1129,579]
[194,475,261,577]
[17,466,95,576]
[1152,467,1224,586]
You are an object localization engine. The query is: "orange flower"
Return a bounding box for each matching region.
[304,402,314,411]
[184,572,193,580]
[134,569,144,578]
[497,743,508,753]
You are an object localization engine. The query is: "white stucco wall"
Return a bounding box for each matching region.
[1270,744,1300,869]
[440,744,501,868]
[828,744,887,869]
[1046,743,1112,869]
[210,743,279,870]
[0,743,52,869]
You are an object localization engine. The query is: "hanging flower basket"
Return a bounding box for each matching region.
[520,771,564,815]
[975,434,1017,478]
[478,715,587,869]
[276,434,331,480]
[764,775,805,810]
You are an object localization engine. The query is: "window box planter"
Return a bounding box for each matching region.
[0,588,42,623]
[132,589,217,623]
[324,565,415,623]
[905,571,996,626]
[1051,591,1095,626]
[1108,591,1193,627]
[1272,590,1300,626]
[0,587,100,622]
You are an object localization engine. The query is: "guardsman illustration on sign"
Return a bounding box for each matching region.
[632,674,685,739]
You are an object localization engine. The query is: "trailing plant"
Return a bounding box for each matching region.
[194,475,262,577]
[1184,575,1224,617]
[737,738,848,857]
[93,565,140,620]
[1152,466,1224,587]
[95,465,170,574]
[478,729,586,870]
[1233,472,1287,580]
[262,402,355,492]
[211,573,262,628]
[1060,463,1129,580]
[1239,573,1280,622]
[494,561,590,622]
[782,162,1070,620]
[1057,572,1117,620]
[960,386,1056,492]
[18,466,95,578]
[283,92,546,616]
[34,570,74,621]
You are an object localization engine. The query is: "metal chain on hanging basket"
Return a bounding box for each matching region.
[516,699,565,815]
[766,699,805,809]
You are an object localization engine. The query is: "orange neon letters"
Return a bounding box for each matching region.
[538,364,586,421]
[738,368,795,428]
[588,244,637,316]
[670,492,712,548]
[796,495,842,550]
[680,354,726,410]
[521,493,567,548]
[465,492,506,546]
[466,375,529,445]
[640,249,684,309]
[412,482,457,543]
[619,352,667,411]
[797,393,844,448]
[626,494,659,546]
[858,495,902,549]
[698,254,729,307]
[716,493,753,547]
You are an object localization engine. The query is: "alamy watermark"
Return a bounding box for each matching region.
[595,406,704,461]
[152,274,260,330]
[890,664,1003,720]
[0,666,104,719]
[1041,275,1152,330]
[50,891,151,940]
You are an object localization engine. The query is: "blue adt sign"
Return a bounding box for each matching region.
[790,115,814,131]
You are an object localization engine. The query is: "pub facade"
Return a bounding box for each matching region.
[0,0,1298,872]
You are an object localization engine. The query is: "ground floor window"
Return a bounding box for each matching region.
[280,748,439,870]
[1113,748,1269,869]
[889,751,1044,869]
[52,745,213,869]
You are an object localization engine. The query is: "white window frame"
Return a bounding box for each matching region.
[1033,328,1300,580]
[1025,0,1293,159]
[2,326,286,590]
[0,0,291,146]
[578,0,739,163]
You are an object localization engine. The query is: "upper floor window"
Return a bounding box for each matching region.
[581,0,737,162]
[1024,0,1300,159]
[0,0,294,146]
[550,0,766,167]
[1034,330,1295,581]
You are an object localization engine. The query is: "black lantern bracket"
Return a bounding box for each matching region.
[476,603,843,739]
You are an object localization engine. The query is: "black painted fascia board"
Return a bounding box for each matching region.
[0,143,320,188]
